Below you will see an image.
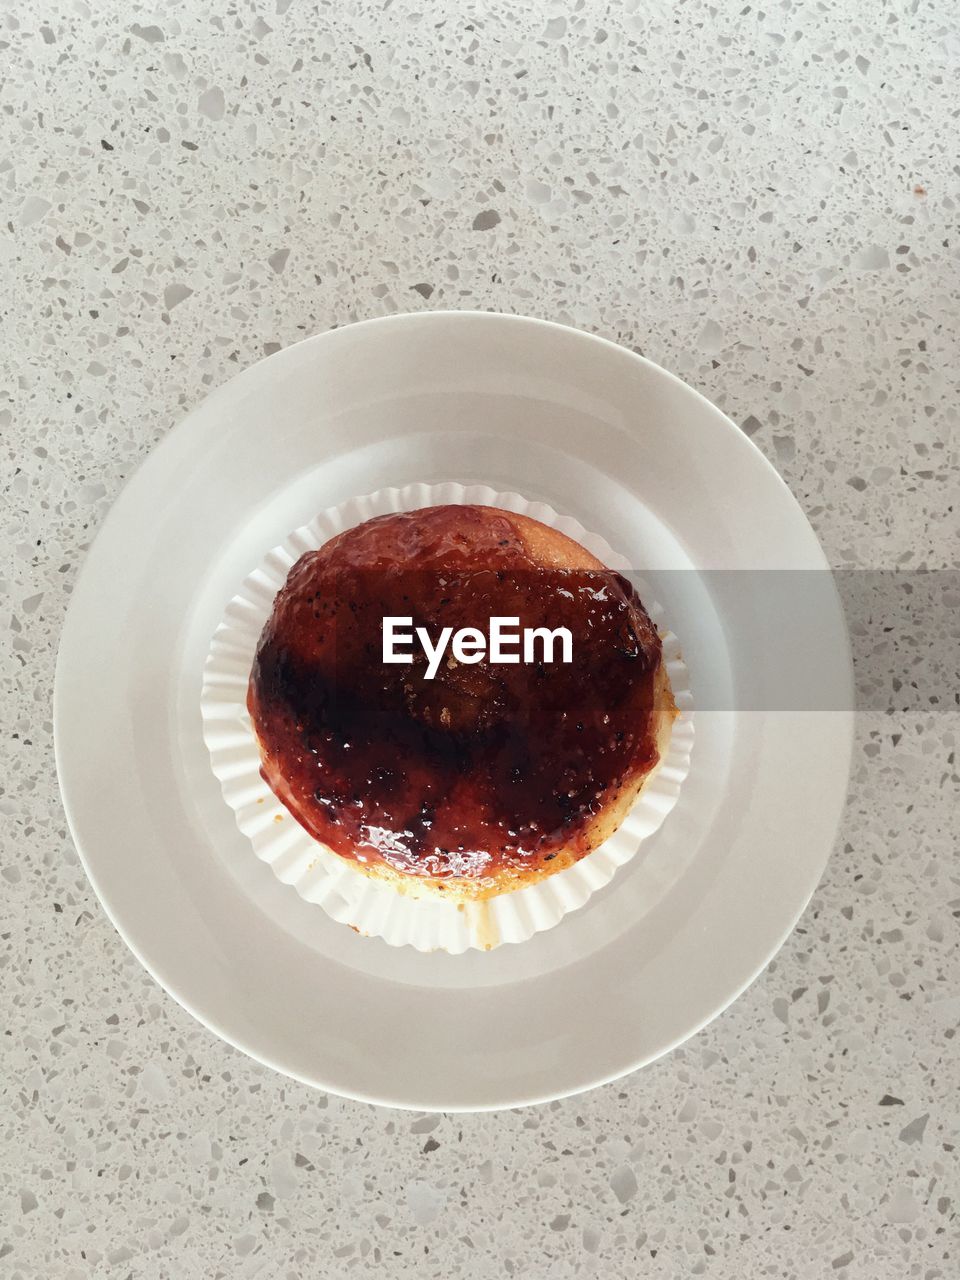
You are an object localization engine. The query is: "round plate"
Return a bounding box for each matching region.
[55,312,853,1111]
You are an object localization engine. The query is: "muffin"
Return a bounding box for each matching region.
[247,504,676,901]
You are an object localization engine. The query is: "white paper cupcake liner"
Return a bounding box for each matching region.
[201,482,694,953]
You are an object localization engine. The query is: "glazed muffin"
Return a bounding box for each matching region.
[247,504,676,901]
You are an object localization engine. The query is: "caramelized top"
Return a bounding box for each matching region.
[247,505,663,885]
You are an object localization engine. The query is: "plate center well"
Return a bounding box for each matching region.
[178,433,735,990]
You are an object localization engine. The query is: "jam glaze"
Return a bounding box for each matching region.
[247,505,666,895]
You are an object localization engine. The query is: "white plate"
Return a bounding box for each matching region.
[55,312,853,1111]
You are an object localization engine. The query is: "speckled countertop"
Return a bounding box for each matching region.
[2,2,958,1276]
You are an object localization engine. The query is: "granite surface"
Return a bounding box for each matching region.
[2,1,958,1276]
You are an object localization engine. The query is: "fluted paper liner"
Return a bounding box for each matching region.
[201,483,694,953]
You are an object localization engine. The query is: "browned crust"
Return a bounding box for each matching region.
[253,504,675,901]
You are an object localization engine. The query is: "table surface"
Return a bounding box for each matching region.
[2,2,958,1276]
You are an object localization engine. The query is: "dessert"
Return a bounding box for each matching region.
[247,504,676,901]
